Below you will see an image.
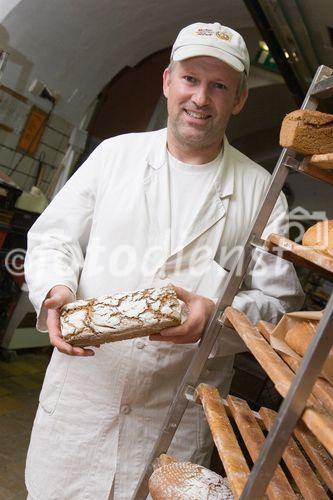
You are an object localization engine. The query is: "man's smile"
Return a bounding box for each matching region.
[184,108,212,120]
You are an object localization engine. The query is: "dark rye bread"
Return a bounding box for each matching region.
[279,110,333,155]
[60,285,182,347]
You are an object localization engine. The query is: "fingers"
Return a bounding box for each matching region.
[160,302,201,337]
[149,333,198,344]
[151,317,200,343]
[164,337,198,344]
[47,306,61,332]
[149,334,164,341]
[44,287,74,310]
[45,286,93,356]
[51,334,95,356]
[160,324,190,337]
[47,309,95,357]
[172,285,192,303]
[44,294,64,309]
[150,290,214,344]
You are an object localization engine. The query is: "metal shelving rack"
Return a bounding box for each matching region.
[133,64,333,499]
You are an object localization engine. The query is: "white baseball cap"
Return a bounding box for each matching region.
[171,22,250,75]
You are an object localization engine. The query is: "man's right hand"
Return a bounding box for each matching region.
[45,285,95,356]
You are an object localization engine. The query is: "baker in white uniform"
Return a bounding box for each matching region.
[25,22,304,499]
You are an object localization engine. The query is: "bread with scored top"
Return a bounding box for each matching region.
[60,285,182,347]
[149,461,233,499]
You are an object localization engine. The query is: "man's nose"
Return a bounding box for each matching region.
[192,85,210,107]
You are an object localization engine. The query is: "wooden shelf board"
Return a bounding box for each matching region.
[223,307,333,457]
[196,383,249,499]
[227,396,296,499]
[299,157,333,184]
[259,406,328,499]
[266,234,333,281]
[256,321,333,416]
[293,420,333,492]
[308,153,333,170]
[197,383,332,497]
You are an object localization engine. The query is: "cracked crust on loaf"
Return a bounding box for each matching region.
[60,285,182,347]
[149,462,233,499]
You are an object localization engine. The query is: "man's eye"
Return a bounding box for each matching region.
[214,82,227,90]
[184,76,196,83]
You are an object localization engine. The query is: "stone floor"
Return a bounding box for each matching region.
[0,348,50,500]
[0,347,280,500]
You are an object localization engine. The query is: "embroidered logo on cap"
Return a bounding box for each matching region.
[195,28,214,37]
[216,31,232,41]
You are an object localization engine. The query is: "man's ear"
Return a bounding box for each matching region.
[232,87,248,116]
[163,68,171,99]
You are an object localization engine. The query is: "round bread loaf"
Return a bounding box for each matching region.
[149,461,233,499]
[285,321,333,385]
[285,321,317,356]
[302,220,333,257]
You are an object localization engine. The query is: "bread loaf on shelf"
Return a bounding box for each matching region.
[149,461,233,499]
[285,321,333,385]
[153,454,179,469]
[309,153,333,169]
[60,285,182,347]
[285,321,317,355]
[302,220,333,258]
[279,110,333,155]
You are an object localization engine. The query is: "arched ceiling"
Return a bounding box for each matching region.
[1,0,332,214]
[0,0,256,123]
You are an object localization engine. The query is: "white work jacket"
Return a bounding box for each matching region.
[25,128,303,500]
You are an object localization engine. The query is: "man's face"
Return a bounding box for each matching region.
[163,56,248,153]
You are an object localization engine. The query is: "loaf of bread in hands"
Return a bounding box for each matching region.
[60,285,182,347]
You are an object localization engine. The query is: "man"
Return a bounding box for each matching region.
[25,22,303,499]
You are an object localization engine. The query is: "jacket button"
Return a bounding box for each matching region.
[121,405,131,414]
[136,340,145,349]
[158,270,167,279]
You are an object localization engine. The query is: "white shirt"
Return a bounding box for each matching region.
[168,149,222,252]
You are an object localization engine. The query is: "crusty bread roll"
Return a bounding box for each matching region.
[309,153,333,169]
[153,454,179,470]
[285,321,317,355]
[279,110,333,155]
[285,321,333,385]
[149,461,233,499]
[60,285,182,347]
[302,220,333,257]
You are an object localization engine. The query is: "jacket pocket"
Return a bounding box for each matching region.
[195,259,229,300]
[39,350,71,414]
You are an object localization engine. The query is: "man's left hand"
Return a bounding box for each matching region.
[149,286,215,344]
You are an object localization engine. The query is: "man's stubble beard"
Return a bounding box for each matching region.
[168,114,223,151]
